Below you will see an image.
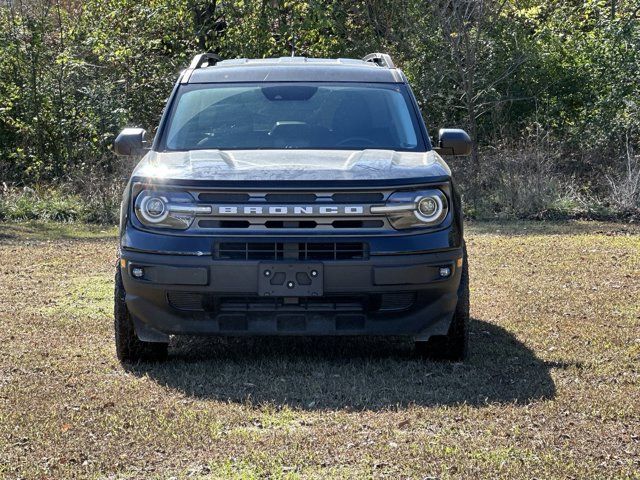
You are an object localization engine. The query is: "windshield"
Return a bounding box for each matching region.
[161,83,426,151]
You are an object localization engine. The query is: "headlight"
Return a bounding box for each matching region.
[139,195,168,223]
[134,189,211,230]
[415,194,445,223]
[371,189,448,229]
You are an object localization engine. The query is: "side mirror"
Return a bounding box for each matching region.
[434,128,472,156]
[113,128,148,156]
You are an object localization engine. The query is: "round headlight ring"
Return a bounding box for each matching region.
[139,195,169,223]
[418,197,438,217]
[413,192,446,224]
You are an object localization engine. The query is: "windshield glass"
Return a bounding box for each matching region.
[162,83,425,151]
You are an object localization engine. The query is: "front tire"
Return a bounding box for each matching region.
[415,243,470,361]
[114,265,168,363]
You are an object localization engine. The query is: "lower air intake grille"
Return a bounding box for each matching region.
[167,292,416,313]
[215,242,368,261]
[379,292,417,312]
[215,295,367,312]
[167,292,204,311]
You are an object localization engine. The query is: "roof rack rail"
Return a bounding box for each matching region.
[181,52,222,83]
[190,52,222,69]
[362,53,395,69]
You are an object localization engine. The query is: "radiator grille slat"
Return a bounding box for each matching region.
[198,193,251,203]
[264,193,318,203]
[331,192,384,203]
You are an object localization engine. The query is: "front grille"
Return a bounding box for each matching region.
[215,242,368,261]
[167,292,416,313]
[185,188,394,231]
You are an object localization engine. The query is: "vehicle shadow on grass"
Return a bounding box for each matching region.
[127,319,574,410]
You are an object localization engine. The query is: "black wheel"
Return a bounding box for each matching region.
[416,243,470,361]
[114,265,168,363]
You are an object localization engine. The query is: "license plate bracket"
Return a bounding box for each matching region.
[258,263,323,297]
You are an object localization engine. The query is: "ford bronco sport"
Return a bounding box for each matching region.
[113,53,472,363]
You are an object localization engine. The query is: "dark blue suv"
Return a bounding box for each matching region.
[113,53,472,362]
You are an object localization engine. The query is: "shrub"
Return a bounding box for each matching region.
[0,180,122,225]
[452,129,625,220]
[607,140,640,213]
[0,187,85,222]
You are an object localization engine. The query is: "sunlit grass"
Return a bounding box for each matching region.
[0,220,638,479]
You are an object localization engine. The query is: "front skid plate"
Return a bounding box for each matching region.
[258,262,323,297]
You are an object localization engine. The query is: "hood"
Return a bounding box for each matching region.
[132,149,451,184]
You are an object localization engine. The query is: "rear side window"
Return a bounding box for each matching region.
[162,83,424,151]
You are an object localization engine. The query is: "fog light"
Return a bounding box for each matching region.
[131,267,144,279]
[439,267,451,278]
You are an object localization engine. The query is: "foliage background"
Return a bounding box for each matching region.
[0,0,639,222]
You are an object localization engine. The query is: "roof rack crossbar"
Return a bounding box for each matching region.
[181,52,222,83]
[362,53,395,69]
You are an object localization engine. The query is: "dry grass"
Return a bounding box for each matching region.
[0,220,638,479]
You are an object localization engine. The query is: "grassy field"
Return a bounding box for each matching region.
[0,220,638,479]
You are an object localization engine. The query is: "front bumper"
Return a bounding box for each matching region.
[120,247,464,342]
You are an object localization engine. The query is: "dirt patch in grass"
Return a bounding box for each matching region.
[0,221,638,479]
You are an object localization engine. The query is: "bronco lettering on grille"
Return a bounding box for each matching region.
[213,205,366,216]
